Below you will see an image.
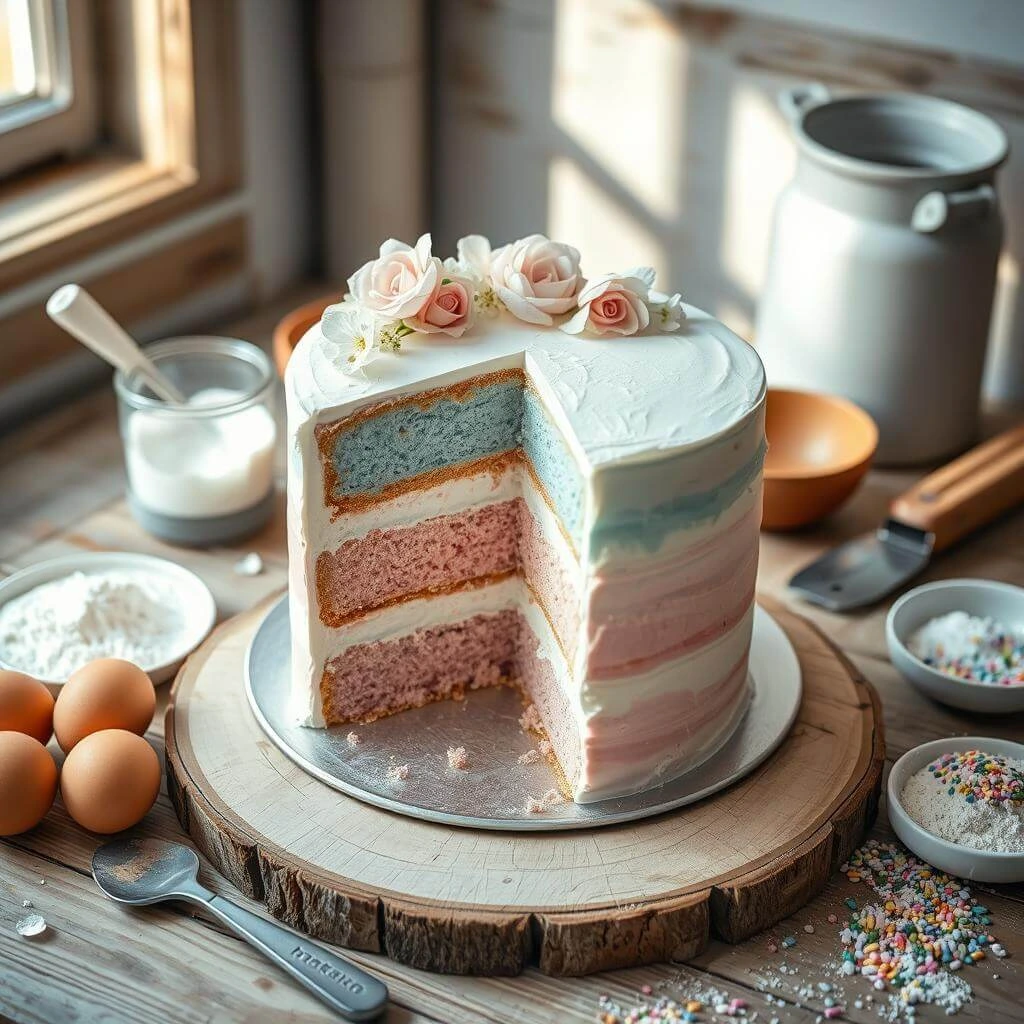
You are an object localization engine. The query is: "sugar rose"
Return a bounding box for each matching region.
[406,273,475,337]
[347,234,441,321]
[562,269,655,337]
[489,234,582,326]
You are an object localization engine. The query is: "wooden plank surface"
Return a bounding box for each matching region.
[1,285,1023,1022]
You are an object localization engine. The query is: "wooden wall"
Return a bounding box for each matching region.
[433,0,1024,401]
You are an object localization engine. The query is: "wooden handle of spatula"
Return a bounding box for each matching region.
[890,422,1024,552]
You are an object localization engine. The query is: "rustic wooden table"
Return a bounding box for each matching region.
[2,290,1023,1024]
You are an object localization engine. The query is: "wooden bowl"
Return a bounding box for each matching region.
[272,294,337,377]
[762,388,878,531]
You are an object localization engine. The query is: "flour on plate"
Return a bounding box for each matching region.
[0,570,187,679]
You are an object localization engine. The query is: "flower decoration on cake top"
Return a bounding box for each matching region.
[319,232,684,375]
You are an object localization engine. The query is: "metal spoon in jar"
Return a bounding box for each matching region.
[46,284,188,405]
[92,837,389,1021]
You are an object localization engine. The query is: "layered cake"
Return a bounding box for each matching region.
[286,233,766,803]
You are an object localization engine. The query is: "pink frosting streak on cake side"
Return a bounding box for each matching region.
[321,609,520,723]
[586,505,760,679]
[581,653,750,797]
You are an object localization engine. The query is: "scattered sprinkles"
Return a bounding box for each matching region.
[838,842,1000,1016]
[909,611,1024,686]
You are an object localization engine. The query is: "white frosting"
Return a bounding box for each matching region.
[286,306,765,468]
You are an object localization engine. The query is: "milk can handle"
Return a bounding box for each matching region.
[778,83,831,123]
[911,185,997,233]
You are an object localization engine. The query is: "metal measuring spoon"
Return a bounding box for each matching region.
[92,838,388,1021]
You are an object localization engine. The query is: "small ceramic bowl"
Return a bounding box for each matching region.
[272,294,336,377]
[0,552,217,692]
[888,736,1024,883]
[887,579,1024,713]
[761,388,878,530]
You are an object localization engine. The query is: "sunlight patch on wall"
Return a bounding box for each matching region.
[552,0,687,222]
[720,83,797,302]
[548,155,666,281]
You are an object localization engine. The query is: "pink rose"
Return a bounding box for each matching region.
[406,274,475,337]
[562,269,656,337]
[489,234,582,325]
[347,234,441,321]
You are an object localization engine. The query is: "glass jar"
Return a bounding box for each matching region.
[114,337,278,546]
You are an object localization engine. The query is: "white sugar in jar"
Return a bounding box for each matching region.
[114,338,278,546]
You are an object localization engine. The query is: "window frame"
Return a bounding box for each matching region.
[0,0,99,179]
[0,0,245,386]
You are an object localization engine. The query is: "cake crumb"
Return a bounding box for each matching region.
[517,749,541,765]
[525,788,563,813]
[538,739,552,756]
[387,764,410,782]
[447,746,469,770]
[518,704,543,733]
[346,731,361,747]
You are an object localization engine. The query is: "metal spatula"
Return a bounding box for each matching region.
[790,422,1024,611]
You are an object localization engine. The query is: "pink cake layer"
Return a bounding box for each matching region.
[321,609,519,723]
[586,505,760,680]
[316,497,580,652]
[581,651,750,796]
[320,608,583,789]
[317,500,519,625]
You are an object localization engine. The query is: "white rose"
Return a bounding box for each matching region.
[489,234,582,326]
[347,233,441,321]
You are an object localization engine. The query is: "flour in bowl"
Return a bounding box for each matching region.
[0,570,188,680]
[902,749,1024,854]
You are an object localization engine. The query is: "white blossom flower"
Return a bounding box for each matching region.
[648,289,685,331]
[320,300,383,375]
[444,235,501,318]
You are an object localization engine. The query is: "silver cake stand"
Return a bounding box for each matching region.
[245,597,801,831]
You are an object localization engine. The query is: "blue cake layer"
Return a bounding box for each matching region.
[327,376,586,541]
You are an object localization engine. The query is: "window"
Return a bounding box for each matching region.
[0,0,245,390]
[0,0,97,178]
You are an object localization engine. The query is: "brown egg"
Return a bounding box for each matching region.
[0,669,55,744]
[0,731,58,836]
[54,658,155,753]
[60,729,161,834]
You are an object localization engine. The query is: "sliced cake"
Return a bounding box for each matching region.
[285,233,765,803]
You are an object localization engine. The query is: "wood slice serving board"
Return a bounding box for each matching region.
[165,596,883,977]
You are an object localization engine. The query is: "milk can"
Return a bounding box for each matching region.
[756,86,1007,465]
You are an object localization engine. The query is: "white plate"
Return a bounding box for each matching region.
[245,598,802,831]
[886,578,1024,713]
[0,552,217,688]
[888,736,1024,884]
